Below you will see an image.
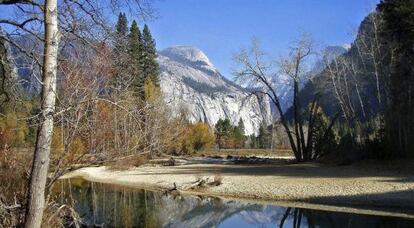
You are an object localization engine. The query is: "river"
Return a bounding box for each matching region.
[54,178,414,227]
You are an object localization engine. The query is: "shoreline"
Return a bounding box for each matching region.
[61,160,414,219]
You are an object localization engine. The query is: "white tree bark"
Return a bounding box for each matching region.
[25,0,59,227]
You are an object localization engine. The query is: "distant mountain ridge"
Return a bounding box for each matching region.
[285,13,386,121]
[2,38,273,134]
[158,46,272,135]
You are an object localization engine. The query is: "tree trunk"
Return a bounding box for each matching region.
[25,0,59,227]
[265,88,299,160]
[293,79,302,160]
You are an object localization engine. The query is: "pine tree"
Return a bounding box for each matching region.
[231,125,244,148]
[257,125,266,149]
[129,20,144,97]
[257,123,271,149]
[113,13,129,89]
[378,0,414,156]
[233,118,246,148]
[310,106,337,159]
[249,134,257,148]
[116,13,128,37]
[214,118,232,149]
[142,24,160,87]
[237,118,245,135]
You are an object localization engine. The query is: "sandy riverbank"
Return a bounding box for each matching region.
[61,158,414,218]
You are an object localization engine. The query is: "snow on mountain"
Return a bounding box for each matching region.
[158,46,272,135]
[341,43,351,51]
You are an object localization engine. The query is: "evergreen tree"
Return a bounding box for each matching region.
[249,134,257,149]
[310,106,337,159]
[233,118,246,148]
[257,125,265,149]
[214,118,247,149]
[378,0,414,156]
[257,123,271,149]
[237,118,245,135]
[115,13,128,37]
[231,125,244,148]
[113,13,129,89]
[214,118,232,149]
[129,20,144,97]
[142,24,160,87]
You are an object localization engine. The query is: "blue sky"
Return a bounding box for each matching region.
[141,0,380,78]
[1,0,380,78]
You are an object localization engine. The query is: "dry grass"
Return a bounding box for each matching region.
[0,149,32,227]
[0,147,84,227]
[0,148,31,227]
[44,203,83,228]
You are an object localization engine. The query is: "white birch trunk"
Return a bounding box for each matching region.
[25,0,59,227]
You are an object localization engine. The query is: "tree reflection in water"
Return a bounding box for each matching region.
[53,178,414,228]
[278,207,413,228]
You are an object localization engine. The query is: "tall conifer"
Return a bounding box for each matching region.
[129,20,144,96]
[378,0,414,156]
[113,13,129,89]
[142,24,159,86]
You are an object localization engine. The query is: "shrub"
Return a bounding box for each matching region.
[191,122,215,151]
[0,148,30,227]
[168,121,215,155]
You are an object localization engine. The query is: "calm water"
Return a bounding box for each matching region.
[54,178,414,228]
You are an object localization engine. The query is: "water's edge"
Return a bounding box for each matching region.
[60,172,414,220]
[55,178,414,228]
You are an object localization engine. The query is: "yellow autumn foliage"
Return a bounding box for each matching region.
[0,112,28,149]
[169,121,215,154]
[190,122,215,151]
[144,77,161,101]
[51,127,86,163]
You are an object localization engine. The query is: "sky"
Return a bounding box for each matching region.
[0,0,380,78]
[140,0,380,78]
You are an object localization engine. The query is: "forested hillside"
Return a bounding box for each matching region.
[287,13,387,121]
[284,1,414,158]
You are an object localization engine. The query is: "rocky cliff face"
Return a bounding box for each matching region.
[4,39,272,134]
[285,14,385,121]
[0,37,19,96]
[158,46,272,135]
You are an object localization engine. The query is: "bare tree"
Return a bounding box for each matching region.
[0,1,155,227]
[323,13,389,129]
[278,35,316,161]
[323,54,356,123]
[356,13,391,109]
[234,35,337,161]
